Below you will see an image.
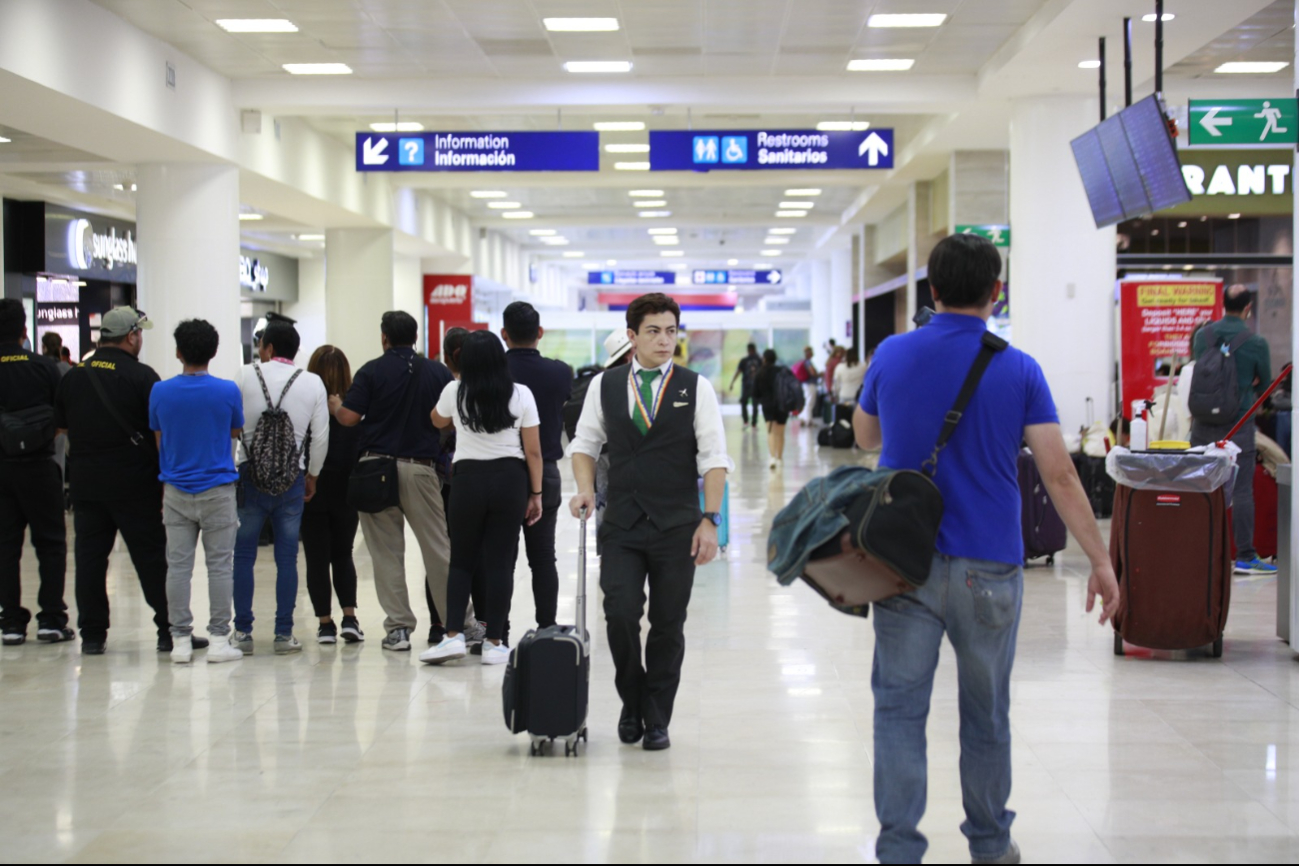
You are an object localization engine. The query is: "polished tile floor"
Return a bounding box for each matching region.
[2,419,1299,863]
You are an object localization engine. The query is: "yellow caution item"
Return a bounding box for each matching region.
[1149,440,1191,451]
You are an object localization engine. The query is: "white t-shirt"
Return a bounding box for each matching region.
[436,381,539,463]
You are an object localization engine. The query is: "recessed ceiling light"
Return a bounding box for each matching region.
[764,237,790,245]
[654,237,680,245]
[1215,62,1289,74]
[1228,213,1241,219]
[594,121,645,131]
[541,237,570,245]
[634,200,667,208]
[761,250,782,256]
[0,136,10,144]
[615,161,651,171]
[769,228,797,235]
[370,122,424,132]
[563,251,585,257]
[502,211,535,219]
[283,63,352,75]
[295,233,325,241]
[629,190,664,197]
[647,228,677,235]
[529,229,556,236]
[1078,60,1101,70]
[848,59,915,72]
[1177,221,1188,228]
[217,19,298,32]
[780,201,814,209]
[784,189,821,197]
[472,191,508,198]
[565,61,632,74]
[727,258,739,266]
[776,210,808,218]
[817,121,870,131]
[639,211,672,218]
[661,250,684,257]
[487,201,522,209]
[544,17,620,32]
[868,13,947,28]
[1141,13,1175,22]
[238,213,263,221]
[605,143,651,154]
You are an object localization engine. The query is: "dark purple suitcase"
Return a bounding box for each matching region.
[1019,448,1067,565]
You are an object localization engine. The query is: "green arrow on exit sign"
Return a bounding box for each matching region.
[956,225,1010,247]
[1189,98,1298,146]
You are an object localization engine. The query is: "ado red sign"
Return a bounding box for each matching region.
[424,274,475,360]
[1119,279,1222,420]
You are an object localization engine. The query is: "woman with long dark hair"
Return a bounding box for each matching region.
[422,331,543,665]
[752,349,787,471]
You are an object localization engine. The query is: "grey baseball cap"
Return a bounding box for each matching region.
[100,307,153,339]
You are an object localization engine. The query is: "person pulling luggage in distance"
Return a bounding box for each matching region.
[728,342,763,430]
[854,234,1119,865]
[569,293,733,752]
[422,331,543,665]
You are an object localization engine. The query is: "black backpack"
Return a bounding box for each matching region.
[562,365,604,441]
[245,361,304,496]
[775,365,806,415]
[1188,324,1251,425]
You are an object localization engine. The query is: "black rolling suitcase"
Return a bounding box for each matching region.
[503,509,591,756]
[1019,448,1067,565]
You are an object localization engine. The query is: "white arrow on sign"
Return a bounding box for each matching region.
[1198,106,1232,138]
[858,131,889,166]
[362,136,390,165]
[766,270,782,284]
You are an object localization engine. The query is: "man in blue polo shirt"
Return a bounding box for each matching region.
[854,234,1119,865]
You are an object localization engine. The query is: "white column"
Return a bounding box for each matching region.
[393,254,424,349]
[285,254,326,360]
[326,228,394,370]
[1009,96,1116,433]
[135,164,241,380]
[905,183,919,329]
[830,247,853,349]
[810,257,832,356]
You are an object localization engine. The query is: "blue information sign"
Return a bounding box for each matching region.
[356,131,599,172]
[651,129,893,171]
[692,269,784,286]
[587,271,679,286]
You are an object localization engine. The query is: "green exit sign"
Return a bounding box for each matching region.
[1189,98,1298,146]
[956,224,1010,247]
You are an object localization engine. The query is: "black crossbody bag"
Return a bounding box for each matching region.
[347,357,421,514]
[799,331,1008,616]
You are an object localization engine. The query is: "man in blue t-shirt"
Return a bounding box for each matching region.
[854,234,1119,866]
[148,320,246,666]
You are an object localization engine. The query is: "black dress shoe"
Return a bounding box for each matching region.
[159,635,210,652]
[82,640,106,655]
[643,725,671,751]
[191,635,209,650]
[618,708,644,744]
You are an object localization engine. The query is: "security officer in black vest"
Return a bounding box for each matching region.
[570,293,732,751]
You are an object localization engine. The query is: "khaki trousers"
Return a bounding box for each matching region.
[357,459,451,634]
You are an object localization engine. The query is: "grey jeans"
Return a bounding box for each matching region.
[163,483,238,638]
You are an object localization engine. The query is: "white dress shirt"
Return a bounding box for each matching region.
[236,360,330,477]
[569,357,734,476]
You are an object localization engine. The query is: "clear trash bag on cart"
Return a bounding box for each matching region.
[1105,442,1241,495]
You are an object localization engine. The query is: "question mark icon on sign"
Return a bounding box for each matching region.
[405,141,420,161]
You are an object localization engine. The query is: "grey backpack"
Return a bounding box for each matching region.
[1187,325,1251,425]
[246,361,304,496]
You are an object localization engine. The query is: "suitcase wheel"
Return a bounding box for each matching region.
[1045,555,1055,566]
[1212,637,1224,659]
[1113,633,1125,657]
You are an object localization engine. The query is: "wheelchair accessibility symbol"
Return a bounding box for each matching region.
[721,136,748,164]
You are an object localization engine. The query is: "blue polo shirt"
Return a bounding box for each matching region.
[859,314,1059,566]
[149,373,244,494]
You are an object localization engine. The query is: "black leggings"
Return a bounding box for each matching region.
[300,469,359,618]
[446,458,528,641]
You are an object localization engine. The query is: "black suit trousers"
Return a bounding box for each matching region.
[74,493,170,640]
[0,459,68,630]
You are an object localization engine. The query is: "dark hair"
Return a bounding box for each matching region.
[442,327,470,374]
[747,343,757,353]
[41,332,63,358]
[762,349,777,366]
[846,349,860,366]
[928,233,1002,309]
[456,331,517,435]
[626,293,680,333]
[502,301,540,345]
[174,319,220,367]
[381,311,418,348]
[260,321,300,361]
[1223,285,1254,313]
[0,299,26,343]
[60,347,71,360]
[307,345,352,397]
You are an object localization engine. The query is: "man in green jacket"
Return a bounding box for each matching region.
[1191,284,1274,575]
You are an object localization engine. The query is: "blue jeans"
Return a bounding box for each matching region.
[233,467,305,636]
[872,554,1023,864]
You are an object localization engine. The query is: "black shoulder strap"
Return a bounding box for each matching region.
[922,331,1008,477]
[86,367,145,447]
[394,354,422,426]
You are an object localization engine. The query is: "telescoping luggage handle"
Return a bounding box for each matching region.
[577,507,588,644]
[1218,363,1293,446]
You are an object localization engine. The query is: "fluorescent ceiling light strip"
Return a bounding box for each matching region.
[370,122,424,132]
[1078,60,1101,69]
[634,200,667,208]
[653,237,680,245]
[529,229,556,236]
[565,61,632,73]
[605,144,650,153]
[283,63,352,75]
[238,213,263,221]
[0,136,10,144]
[639,211,671,218]
[769,228,797,234]
[776,210,808,217]
[217,19,298,32]
[1215,62,1288,74]
[761,250,782,256]
[661,251,684,257]
[615,162,651,171]
[629,190,663,197]
[780,201,814,209]
[647,228,677,235]
[502,211,535,219]
[594,121,645,131]
[847,59,915,72]
[544,18,619,32]
[867,13,946,28]
[817,122,870,131]
[764,238,790,245]
[295,234,325,241]
[785,189,821,196]
[487,202,522,209]
[472,191,508,198]
[562,251,585,257]
[1141,13,1174,22]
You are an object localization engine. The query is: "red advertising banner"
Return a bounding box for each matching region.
[1119,279,1223,420]
[424,274,474,359]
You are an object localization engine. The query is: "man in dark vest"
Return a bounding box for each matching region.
[569,293,732,751]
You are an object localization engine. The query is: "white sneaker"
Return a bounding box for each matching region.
[418,634,466,665]
[170,635,193,665]
[768,457,778,469]
[206,633,244,664]
[482,641,511,666]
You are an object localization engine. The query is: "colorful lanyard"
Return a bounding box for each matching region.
[272,357,295,365]
[631,363,675,430]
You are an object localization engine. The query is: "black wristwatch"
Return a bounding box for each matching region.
[703,511,722,527]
